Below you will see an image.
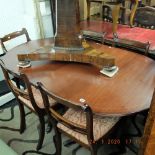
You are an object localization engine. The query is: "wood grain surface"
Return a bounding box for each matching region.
[54,0,83,50]
[1,38,155,116]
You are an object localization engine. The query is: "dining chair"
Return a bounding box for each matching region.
[86,0,103,19]
[106,0,144,27]
[38,82,121,155]
[134,6,155,29]
[0,28,31,105]
[0,60,56,150]
[0,28,31,54]
[138,89,155,155]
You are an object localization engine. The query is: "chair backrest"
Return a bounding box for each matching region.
[0,28,31,53]
[134,6,155,29]
[38,82,94,144]
[139,89,155,155]
[0,59,39,111]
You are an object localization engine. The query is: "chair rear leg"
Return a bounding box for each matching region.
[37,115,45,150]
[18,102,26,134]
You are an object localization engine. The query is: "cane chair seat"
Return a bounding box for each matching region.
[57,108,120,145]
[18,86,56,110]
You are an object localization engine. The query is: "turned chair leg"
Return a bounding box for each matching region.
[37,115,45,150]
[18,102,26,134]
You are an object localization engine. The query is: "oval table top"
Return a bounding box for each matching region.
[1,38,155,116]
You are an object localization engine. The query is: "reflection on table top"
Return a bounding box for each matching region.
[1,38,155,116]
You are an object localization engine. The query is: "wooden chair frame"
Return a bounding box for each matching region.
[38,82,120,155]
[0,59,45,150]
[0,28,31,53]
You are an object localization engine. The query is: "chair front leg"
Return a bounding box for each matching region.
[37,115,45,150]
[54,130,62,155]
[18,101,26,134]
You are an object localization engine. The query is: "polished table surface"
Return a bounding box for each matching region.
[1,38,155,116]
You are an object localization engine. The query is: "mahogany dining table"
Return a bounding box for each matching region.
[1,38,155,117]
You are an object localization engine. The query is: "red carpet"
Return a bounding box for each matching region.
[80,20,155,52]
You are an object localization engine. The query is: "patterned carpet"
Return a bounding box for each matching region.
[0,99,143,155]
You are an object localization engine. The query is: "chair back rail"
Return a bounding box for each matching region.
[37,82,94,143]
[0,28,31,53]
